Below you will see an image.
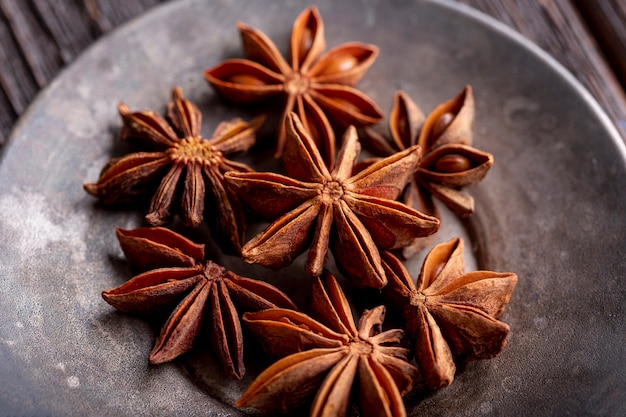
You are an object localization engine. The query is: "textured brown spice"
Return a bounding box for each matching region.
[75,4,525,414]
[225,112,440,288]
[381,238,517,389]
[236,271,419,417]
[101,227,297,379]
[204,6,383,168]
[362,87,494,257]
[83,87,263,254]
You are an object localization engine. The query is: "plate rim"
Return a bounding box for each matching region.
[3,0,625,163]
[1,0,624,415]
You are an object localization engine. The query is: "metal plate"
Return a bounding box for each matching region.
[1,0,624,415]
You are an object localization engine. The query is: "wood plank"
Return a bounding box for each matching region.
[0,0,63,87]
[575,0,626,90]
[1,0,626,145]
[0,6,40,115]
[85,0,166,31]
[0,0,170,144]
[460,0,626,140]
[31,0,97,64]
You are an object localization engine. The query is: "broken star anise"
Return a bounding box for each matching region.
[204,6,383,167]
[84,87,263,254]
[362,87,494,257]
[101,226,297,379]
[237,271,420,417]
[381,238,517,389]
[225,112,440,289]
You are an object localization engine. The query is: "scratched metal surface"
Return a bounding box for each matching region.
[0,0,624,416]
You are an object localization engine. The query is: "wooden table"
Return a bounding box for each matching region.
[1,0,625,147]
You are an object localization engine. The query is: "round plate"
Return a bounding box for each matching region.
[1,0,624,415]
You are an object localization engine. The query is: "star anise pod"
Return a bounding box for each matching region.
[237,271,419,416]
[204,6,383,167]
[414,86,494,214]
[84,87,263,254]
[101,226,297,379]
[362,87,494,256]
[381,238,517,389]
[225,112,440,288]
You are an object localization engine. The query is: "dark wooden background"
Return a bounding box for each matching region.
[1,0,625,147]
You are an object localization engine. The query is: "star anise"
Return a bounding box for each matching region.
[414,87,494,213]
[84,87,263,254]
[381,238,517,389]
[237,271,419,416]
[362,87,494,256]
[204,6,383,167]
[225,112,440,288]
[101,226,297,379]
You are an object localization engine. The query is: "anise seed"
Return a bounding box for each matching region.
[431,111,455,139]
[228,74,265,86]
[432,261,446,280]
[298,27,313,63]
[435,153,472,173]
[397,116,411,143]
[330,97,361,114]
[319,54,358,75]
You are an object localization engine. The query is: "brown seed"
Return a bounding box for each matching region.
[298,27,313,63]
[435,153,472,173]
[319,54,358,75]
[397,116,411,143]
[229,74,266,87]
[330,97,360,114]
[431,111,455,139]
[432,261,446,280]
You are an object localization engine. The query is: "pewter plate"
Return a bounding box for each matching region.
[1,0,624,416]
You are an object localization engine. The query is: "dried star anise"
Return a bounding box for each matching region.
[101,226,297,379]
[225,112,440,288]
[237,271,420,417]
[362,87,493,256]
[381,238,517,389]
[84,87,263,254]
[415,86,494,214]
[204,6,383,167]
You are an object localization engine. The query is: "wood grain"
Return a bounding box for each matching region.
[0,0,168,145]
[575,0,626,89]
[462,0,626,139]
[1,0,625,146]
